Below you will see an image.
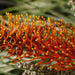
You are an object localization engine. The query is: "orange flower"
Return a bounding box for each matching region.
[0,13,75,71]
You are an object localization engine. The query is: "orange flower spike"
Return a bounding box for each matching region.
[0,13,75,71]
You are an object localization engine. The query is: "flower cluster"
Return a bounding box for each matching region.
[0,13,75,71]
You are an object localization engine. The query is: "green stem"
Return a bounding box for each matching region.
[57,71,60,75]
[61,71,63,75]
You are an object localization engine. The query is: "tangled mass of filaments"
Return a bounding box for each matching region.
[0,13,75,71]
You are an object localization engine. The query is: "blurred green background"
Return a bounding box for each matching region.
[0,0,75,75]
[0,0,75,25]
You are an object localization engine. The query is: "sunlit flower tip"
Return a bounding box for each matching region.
[35,56,38,58]
[50,66,53,68]
[10,63,13,64]
[55,68,58,70]
[1,57,4,59]
[51,59,54,61]
[65,66,69,68]
[73,62,75,64]
[39,67,43,69]
[35,63,38,66]
[6,51,8,53]
[21,60,23,62]
[10,60,13,62]
[18,57,21,60]
[55,51,58,54]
